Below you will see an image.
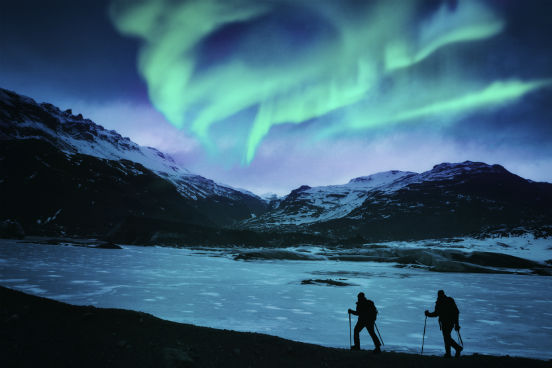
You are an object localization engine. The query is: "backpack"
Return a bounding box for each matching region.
[441,296,459,321]
[365,299,378,321]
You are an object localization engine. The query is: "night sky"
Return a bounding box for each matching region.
[1,0,551,195]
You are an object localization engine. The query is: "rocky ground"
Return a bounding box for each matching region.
[1,286,550,368]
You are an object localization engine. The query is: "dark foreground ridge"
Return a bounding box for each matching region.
[1,287,549,368]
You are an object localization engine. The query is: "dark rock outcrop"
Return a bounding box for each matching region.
[94,241,123,249]
[300,279,354,286]
[0,219,25,239]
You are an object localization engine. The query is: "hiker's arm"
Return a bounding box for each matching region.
[348,308,358,316]
[425,310,438,317]
[425,304,438,317]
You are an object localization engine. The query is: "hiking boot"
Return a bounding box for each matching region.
[373,346,381,354]
[350,345,360,351]
[444,352,452,358]
[455,346,463,358]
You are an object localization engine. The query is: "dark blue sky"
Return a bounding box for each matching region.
[1,0,551,194]
[0,0,145,103]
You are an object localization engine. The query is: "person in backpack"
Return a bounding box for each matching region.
[348,292,381,353]
[425,289,463,358]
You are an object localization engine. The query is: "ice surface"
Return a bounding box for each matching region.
[0,239,550,359]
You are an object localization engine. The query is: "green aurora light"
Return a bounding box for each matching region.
[110,0,552,165]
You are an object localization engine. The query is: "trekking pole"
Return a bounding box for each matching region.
[457,329,464,347]
[375,322,384,346]
[421,315,427,355]
[348,312,352,348]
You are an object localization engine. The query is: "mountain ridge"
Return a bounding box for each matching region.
[240,160,552,240]
[0,88,261,202]
[1,87,551,243]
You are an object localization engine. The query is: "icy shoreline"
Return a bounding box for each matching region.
[1,238,551,359]
[3,286,550,368]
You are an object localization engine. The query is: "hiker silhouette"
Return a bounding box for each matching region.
[425,290,463,358]
[348,292,381,353]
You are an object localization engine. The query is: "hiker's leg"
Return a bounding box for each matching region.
[442,324,453,356]
[450,334,461,351]
[442,323,460,350]
[367,322,381,347]
[353,321,364,348]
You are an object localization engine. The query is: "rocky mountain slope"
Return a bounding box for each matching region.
[240,161,552,241]
[0,88,267,241]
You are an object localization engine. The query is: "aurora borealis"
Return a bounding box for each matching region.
[1,0,552,194]
[107,0,550,165]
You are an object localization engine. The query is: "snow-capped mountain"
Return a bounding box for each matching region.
[241,161,552,240]
[245,170,415,226]
[0,88,267,240]
[0,88,260,201]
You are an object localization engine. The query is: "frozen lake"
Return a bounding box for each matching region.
[0,239,551,360]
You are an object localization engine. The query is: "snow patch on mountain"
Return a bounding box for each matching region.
[245,170,415,225]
